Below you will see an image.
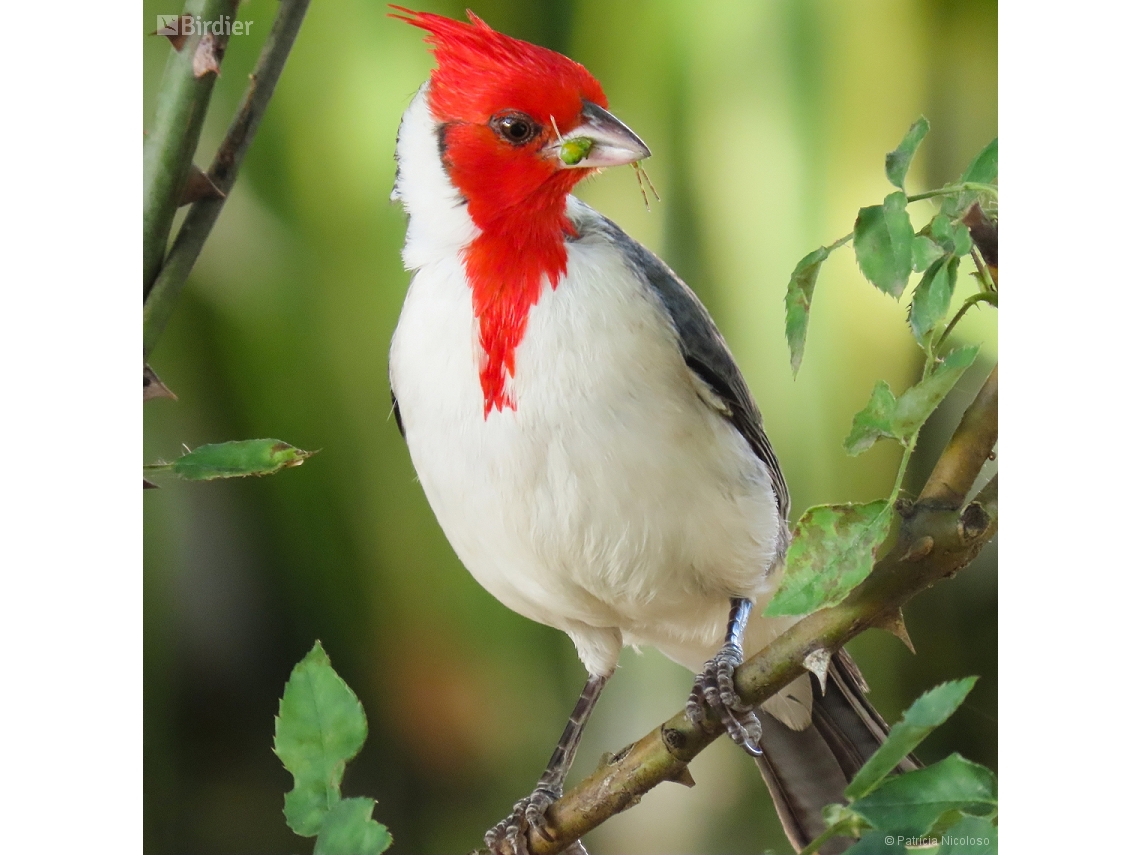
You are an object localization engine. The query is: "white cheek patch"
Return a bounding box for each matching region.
[393,85,479,271]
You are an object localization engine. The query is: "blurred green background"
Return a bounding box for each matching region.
[143,1,997,852]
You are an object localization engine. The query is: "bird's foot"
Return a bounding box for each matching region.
[483,785,588,855]
[686,643,764,756]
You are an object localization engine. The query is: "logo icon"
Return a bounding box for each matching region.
[156,15,181,36]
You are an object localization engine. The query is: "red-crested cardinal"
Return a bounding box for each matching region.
[388,10,909,854]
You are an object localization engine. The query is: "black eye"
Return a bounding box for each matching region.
[493,113,538,145]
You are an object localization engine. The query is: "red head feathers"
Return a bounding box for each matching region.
[392,8,607,133]
[393,8,648,416]
[392,7,608,216]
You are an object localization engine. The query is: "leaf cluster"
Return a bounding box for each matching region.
[802,679,997,855]
[843,347,978,457]
[768,121,997,619]
[274,642,393,855]
[784,120,996,374]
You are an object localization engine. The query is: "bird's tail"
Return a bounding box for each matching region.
[754,650,918,854]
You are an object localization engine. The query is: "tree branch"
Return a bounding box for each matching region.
[143,0,239,295]
[143,0,312,359]
[920,365,998,508]
[478,365,998,855]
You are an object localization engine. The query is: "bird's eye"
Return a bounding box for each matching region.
[493,113,538,145]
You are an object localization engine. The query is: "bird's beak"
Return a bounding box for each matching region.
[548,101,651,169]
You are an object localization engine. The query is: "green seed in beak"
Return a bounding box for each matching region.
[559,137,594,166]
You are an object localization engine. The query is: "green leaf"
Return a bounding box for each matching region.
[314,798,392,855]
[911,236,943,272]
[909,256,959,343]
[936,815,997,854]
[844,381,898,456]
[961,138,998,185]
[927,809,969,840]
[845,831,908,853]
[785,246,832,376]
[891,346,979,439]
[885,116,929,190]
[284,782,334,841]
[274,642,369,837]
[849,754,997,837]
[930,214,951,244]
[941,138,997,217]
[843,347,977,456]
[845,678,978,801]
[930,215,973,258]
[150,439,316,481]
[855,192,915,299]
[951,224,973,257]
[764,500,892,616]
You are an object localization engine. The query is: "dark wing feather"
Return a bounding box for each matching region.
[755,650,921,852]
[593,216,791,521]
[391,389,405,438]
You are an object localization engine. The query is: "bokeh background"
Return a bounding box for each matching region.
[143,1,997,852]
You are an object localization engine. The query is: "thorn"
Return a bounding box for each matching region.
[666,765,697,788]
[803,648,831,694]
[154,14,188,50]
[144,364,177,401]
[873,609,915,653]
[179,165,225,206]
[900,535,934,562]
[192,32,221,78]
[144,478,159,490]
[159,30,189,51]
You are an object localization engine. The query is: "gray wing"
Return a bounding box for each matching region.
[390,389,405,438]
[592,216,791,522]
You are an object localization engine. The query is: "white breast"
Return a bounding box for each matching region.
[390,212,789,678]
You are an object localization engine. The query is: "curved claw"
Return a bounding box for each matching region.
[722,706,764,756]
[686,644,764,756]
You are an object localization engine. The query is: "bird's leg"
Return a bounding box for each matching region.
[483,672,609,855]
[687,597,765,756]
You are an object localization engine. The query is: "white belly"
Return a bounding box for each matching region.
[388,223,784,676]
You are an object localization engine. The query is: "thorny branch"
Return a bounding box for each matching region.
[143,0,239,295]
[143,0,312,359]
[474,365,998,855]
